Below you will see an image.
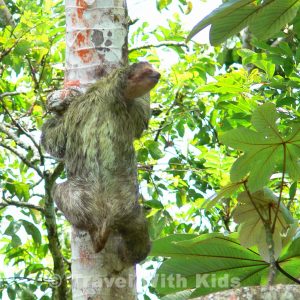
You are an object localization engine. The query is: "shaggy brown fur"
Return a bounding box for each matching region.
[41,62,160,264]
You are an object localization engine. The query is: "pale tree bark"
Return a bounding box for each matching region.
[64,0,137,299]
[0,0,14,27]
[195,285,300,300]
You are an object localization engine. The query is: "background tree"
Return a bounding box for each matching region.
[1,0,300,300]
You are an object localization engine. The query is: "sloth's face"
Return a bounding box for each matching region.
[124,62,161,100]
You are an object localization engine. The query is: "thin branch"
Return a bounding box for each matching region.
[0,198,44,213]
[0,91,23,99]
[31,193,44,198]
[129,41,188,53]
[0,20,42,61]
[0,98,44,163]
[154,90,181,142]
[0,276,57,285]
[49,162,65,184]
[38,35,56,86]
[0,142,43,177]
[0,123,32,151]
[31,177,44,188]
[27,56,39,90]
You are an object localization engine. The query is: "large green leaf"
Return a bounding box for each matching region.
[276,236,300,283]
[221,103,300,190]
[285,144,300,181]
[249,0,300,40]
[151,233,300,298]
[187,0,254,42]
[233,189,294,261]
[251,102,280,138]
[246,145,281,192]
[151,233,268,297]
[220,127,275,151]
[209,5,257,46]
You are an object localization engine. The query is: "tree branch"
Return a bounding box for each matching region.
[0,91,23,99]
[0,198,44,213]
[0,142,43,177]
[0,97,44,164]
[129,41,188,53]
[49,162,65,184]
[0,122,32,152]
[154,90,181,142]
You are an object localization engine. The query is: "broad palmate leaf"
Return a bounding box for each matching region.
[220,103,300,192]
[151,233,300,298]
[233,188,294,262]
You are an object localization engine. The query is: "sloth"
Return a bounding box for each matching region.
[41,62,160,264]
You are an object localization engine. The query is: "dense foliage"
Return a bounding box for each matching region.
[0,0,299,299]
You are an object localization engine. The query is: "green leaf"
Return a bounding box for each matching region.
[156,0,172,11]
[209,5,257,45]
[251,103,281,138]
[202,182,242,209]
[145,141,164,160]
[137,148,148,162]
[220,127,272,151]
[14,182,30,201]
[230,153,251,182]
[161,290,193,300]
[230,145,281,191]
[257,224,282,263]
[280,236,300,260]
[11,234,22,247]
[151,233,268,297]
[187,0,254,42]
[176,120,185,137]
[275,237,300,283]
[238,50,278,78]
[286,124,300,145]
[145,200,164,209]
[285,144,300,181]
[151,234,198,256]
[4,221,21,236]
[246,145,281,192]
[289,182,297,200]
[236,189,294,224]
[25,263,45,276]
[14,40,32,55]
[249,0,300,40]
[20,289,36,300]
[238,217,265,248]
[21,220,42,245]
[233,189,294,261]
[7,286,16,300]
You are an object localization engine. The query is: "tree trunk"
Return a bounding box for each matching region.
[195,285,300,300]
[65,0,137,299]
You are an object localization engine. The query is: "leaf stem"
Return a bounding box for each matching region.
[264,223,277,285]
[275,261,300,284]
[272,143,286,233]
[243,182,265,223]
